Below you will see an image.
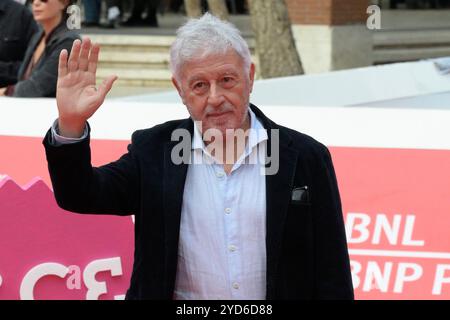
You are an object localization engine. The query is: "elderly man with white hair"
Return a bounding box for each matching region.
[43,13,354,300]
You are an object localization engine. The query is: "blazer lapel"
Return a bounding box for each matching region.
[250,105,299,298]
[265,135,299,298]
[162,119,193,296]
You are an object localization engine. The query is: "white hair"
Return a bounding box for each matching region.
[170,13,252,80]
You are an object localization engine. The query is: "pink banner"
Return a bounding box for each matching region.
[1,135,449,299]
[334,147,450,299]
[0,136,132,300]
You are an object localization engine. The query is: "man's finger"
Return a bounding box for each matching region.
[97,75,118,100]
[58,49,68,78]
[78,37,91,71]
[87,43,100,75]
[68,39,81,73]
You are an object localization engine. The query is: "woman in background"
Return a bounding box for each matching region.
[1,0,80,97]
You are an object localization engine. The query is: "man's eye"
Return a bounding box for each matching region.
[222,77,235,86]
[194,82,206,89]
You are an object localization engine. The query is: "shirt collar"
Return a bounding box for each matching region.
[247,106,268,152]
[191,106,268,153]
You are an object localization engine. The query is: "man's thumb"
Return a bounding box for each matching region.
[98,75,118,99]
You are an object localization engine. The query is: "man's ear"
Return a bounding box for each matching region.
[172,76,186,105]
[248,63,256,93]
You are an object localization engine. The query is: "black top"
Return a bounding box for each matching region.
[12,20,80,97]
[0,0,38,87]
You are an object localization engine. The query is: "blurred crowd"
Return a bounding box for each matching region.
[79,0,248,28]
[81,0,161,28]
[36,0,248,29]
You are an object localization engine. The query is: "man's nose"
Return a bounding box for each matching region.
[207,82,225,107]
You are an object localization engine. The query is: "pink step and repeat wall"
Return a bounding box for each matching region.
[1,99,449,300]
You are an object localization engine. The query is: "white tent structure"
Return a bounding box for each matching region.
[1,58,449,150]
[116,57,450,109]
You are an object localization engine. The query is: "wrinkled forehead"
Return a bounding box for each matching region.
[185,47,245,63]
[178,49,246,77]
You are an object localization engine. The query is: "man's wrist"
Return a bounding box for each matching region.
[57,117,87,138]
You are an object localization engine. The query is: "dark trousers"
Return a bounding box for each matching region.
[82,0,121,23]
[130,0,159,24]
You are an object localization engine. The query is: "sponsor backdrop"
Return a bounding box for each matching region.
[1,98,449,300]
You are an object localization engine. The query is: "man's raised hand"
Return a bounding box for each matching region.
[56,37,117,138]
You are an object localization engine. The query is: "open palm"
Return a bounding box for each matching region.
[57,37,117,137]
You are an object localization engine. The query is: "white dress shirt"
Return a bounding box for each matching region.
[51,107,268,300]
[174,108,268,300]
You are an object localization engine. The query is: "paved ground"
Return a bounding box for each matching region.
[379,9,450,30]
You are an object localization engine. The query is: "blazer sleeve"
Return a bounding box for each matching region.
[312,145,354,299]
[43,125,141,216]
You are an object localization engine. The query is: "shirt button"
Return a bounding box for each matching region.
[232,282,240,290]
[216,172,225,178]
[225,208,231,214]
[228,245,236,252]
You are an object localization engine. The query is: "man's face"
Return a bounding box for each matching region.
[172,49,255,135]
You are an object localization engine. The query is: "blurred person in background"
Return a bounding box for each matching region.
[81,0,121,28]
[0,0,38,88]
[103,0,122,28]
[1,0,81,97]
[122,0,159,27]
[81,0,101,27]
